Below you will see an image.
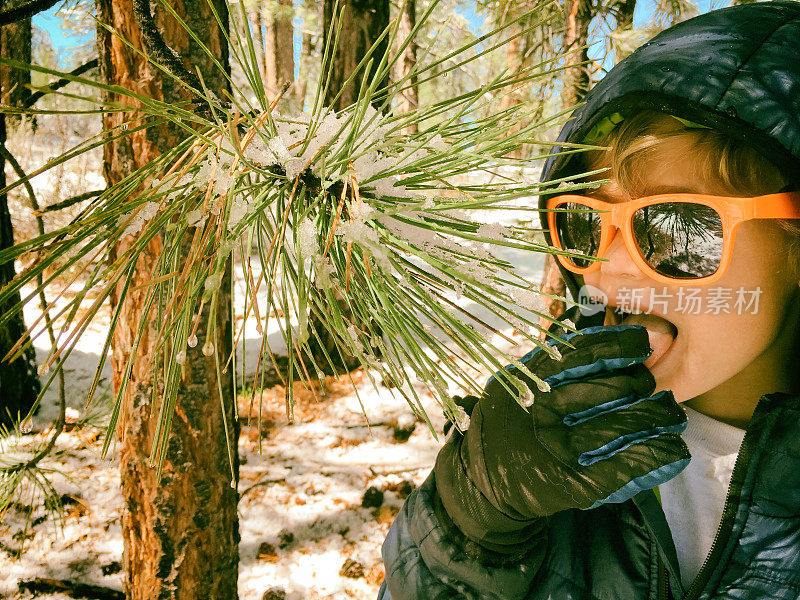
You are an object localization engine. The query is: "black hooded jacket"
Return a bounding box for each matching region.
[378,4,800,599]
[539,0,800,312]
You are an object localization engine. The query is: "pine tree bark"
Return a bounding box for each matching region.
[539,0,595,331]
[560,0,593,111]
[0,0,40,428]
[499,22,525,158]
[97,1,239,598]
[393,0,417,135]
[0,0,31,126]
[263,0,295,101]
[322,0,390,111]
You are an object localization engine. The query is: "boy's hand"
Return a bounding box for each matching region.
[434,324,691,550]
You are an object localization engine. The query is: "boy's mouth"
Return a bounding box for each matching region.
[605,306,679,368]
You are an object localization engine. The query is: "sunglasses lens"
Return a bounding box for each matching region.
[554,202,602,268]
[632,202,724,279]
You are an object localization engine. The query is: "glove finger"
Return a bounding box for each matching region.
[580,432,691,509]
[490,325,652,395]
[538,364,657,422]
[565,390,687,466]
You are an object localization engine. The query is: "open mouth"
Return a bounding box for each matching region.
[605,306,679,367]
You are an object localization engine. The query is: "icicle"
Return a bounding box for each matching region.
[313,255,337,288]
[346,324,365,355]
[186,209,206,228]
[204,272,223,292]
[296,217,319,257]
[453,404,470,431]
[227,197,249,231]
[520,386,535,407]
[547,344,563,361]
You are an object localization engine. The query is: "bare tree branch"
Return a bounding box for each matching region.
[25,58,98,107]
[32,189,103,215]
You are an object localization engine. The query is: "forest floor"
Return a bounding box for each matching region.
[1,120,545,599]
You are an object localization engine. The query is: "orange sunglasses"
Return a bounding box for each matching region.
[546,191,800,285]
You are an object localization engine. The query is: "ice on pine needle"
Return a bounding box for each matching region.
[186,209,205,228]
[476,222,507,242]
[452,404,470,431]
[520,385,535,408]
[546,344,563,361]
[267,136,290,166]
[296,216,319,258]
[346,324,365,355]
[313,255,337,289]
[509,287,545,312]
[242,134,280,167]
[204,271,223,292]
[123,201,160,237]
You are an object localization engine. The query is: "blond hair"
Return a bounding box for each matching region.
[574,110,800,260]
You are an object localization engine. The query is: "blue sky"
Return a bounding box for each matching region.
[33,0,730,73]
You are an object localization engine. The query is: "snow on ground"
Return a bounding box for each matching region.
[2,129,547,598]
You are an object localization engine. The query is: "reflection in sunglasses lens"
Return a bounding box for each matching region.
[555,202,602,268]
[632,202,723,279]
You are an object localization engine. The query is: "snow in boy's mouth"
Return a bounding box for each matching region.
[605,306,679,368]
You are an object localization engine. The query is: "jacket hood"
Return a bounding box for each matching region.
[537,1,800,326]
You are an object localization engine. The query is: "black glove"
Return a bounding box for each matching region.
[434,324,690,554]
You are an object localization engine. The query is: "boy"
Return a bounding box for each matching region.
[378,2,800,599]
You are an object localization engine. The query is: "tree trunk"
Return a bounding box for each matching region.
[295,29,313,109]
[0,0,31,127]
[263,0,295,101]
[249,2,266,84]
[560,0,593,111]
[322,0,390,111]
[97,1,239,598]
[499,22,525,158]
[539,0,595,331]
[393,0,417,135]
[0,0,40,429]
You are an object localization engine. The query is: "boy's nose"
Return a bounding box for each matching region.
[599,226,647,280]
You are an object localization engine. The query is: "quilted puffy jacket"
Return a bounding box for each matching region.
[377,2,800,599]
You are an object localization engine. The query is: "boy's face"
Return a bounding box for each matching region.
[580,142,800,421]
